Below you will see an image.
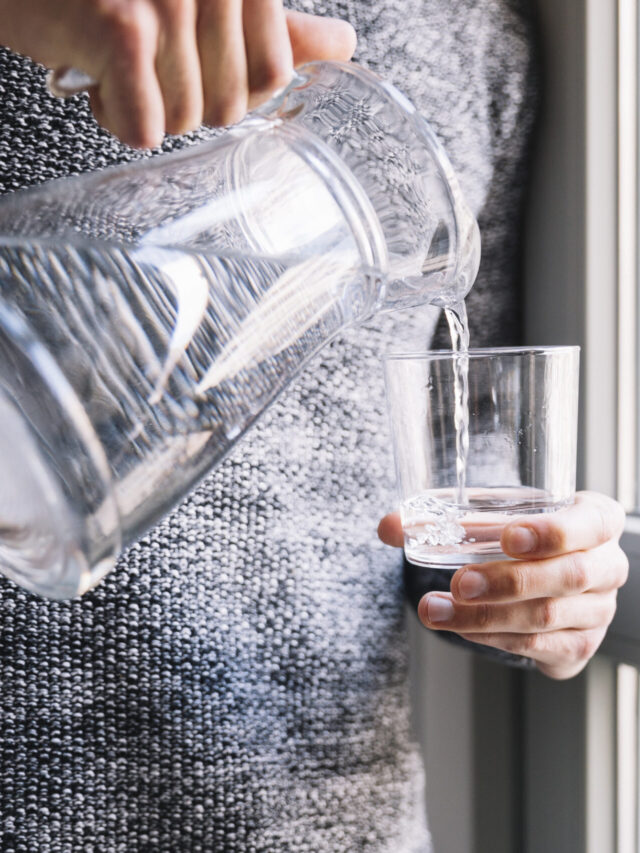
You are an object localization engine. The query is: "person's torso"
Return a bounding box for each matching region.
[0,3,537,850]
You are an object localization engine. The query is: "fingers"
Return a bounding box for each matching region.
[92,4,166,148]
[155,0,204,134]
[380,491,626,559]
[42,0,356,142]
[450,540,629,603]
[198,0,248,127]
[418,590,618,635]
[286,10,357,65]
[404,489,627,681]
[84,0,198,145]
[419,587,617,680]
[198,3,354,126]
[243,0,293,110]
[9,0,355,143]
[377,512,404,548]
[458,627,608,681]
[502,490,626,559]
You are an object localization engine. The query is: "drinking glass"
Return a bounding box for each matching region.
[383,346,580,569]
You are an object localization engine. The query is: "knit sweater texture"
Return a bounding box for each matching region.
[0,1,537,850]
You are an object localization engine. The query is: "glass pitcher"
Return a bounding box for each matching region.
[0,60,480,598]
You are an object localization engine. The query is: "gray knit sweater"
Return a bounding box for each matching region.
[0,2,537,850]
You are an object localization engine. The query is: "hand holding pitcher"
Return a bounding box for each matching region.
[0,0,356,146]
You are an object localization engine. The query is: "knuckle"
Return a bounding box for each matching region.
[98,1,156,54]
[475,604,493,632]
[604,593,618,626]
[587,490,626,532]
[573,631,598,664]
[205,94,247,127]
[158,0,193,24]
[589,492,626,542]
[537,598,557,630]
[611,498,627,536]
[165,115,200,136]
[565,552,590,593]
[545,522,568,554]
[504,564,529,599]
[105,110,162,148]
[522,632,543,655]
[250,58,292,96]
[165,99,203,135]
[127,124,163,149]
[617,549,630,587]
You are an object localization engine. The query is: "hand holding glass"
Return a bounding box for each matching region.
[383,347,580,569]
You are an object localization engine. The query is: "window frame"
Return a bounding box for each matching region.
[595,0,640,660]
[520,2,627,852]
[420,3,638,850]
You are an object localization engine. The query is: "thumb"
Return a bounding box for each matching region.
[378,512,404,547]
[286,11,357,65]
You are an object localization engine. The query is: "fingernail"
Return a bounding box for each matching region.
[458,570,488,600]
[425,595,454,624]
[507,526,538,555]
